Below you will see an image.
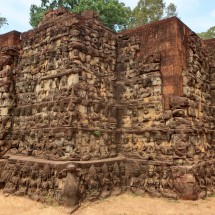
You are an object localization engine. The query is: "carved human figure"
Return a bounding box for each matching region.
[130,163,145,195]
[15,164,30,196]
[111,163,122,196]
[123,135,134,157]
[99,136,110,159]
[205,162,213,196]
[3,163,20,194]
[62,134,80,161]
[90,142,101,160]
[76,168,88,201]
[100,163,111,198]
[28,163,40,201]
[160,167,177,199]
[87,165,100,201]
[40,164,54,198]
[154,140,167,161]
[173,134,189,157]
[144,165,161,197]
[1,162,13,182]
[133,135,150,160]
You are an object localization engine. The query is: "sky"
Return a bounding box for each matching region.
[0,0,215,34]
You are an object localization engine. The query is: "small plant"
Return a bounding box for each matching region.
[93,130,102,138]
[43,193,59,206]
[207,193,215,198]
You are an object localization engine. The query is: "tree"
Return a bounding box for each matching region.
[29,0,131,31]
[198,26,215,40]
[72,0,131,31]
[0,14,8,29]
[129,0,178,28]
[30,0,78,27]
[130,0,165,27]
[165,3,177,18]
[30,5,46,28]
[40,0,77,9]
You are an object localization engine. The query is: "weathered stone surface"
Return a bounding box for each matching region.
[0,8,215,207]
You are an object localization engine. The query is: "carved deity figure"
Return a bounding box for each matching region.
[160,167,178,199]
[28,163,40,201]
[130,163,145,195]
[41,164,54,198]
[15,164,30,196]
[111,163,122,196]
[1,163,12,182]
[123,135,149,159]
[87,165,100,201]
[62,134,80,161]
[3,163,20,194]
[144,165,161,197]
[173,134,189,157]
[100,163,111,198]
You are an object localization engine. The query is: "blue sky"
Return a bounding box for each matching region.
[0,0,215,34]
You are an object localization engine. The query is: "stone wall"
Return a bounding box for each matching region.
[118,18,215,200]
[205,38,215,105]
[12,10,118,161]
[0,31,20,48]
[0,9,215,206]
[0,31,20,158]
[119,18,186,110]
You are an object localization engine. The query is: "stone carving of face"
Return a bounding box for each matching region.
[148,166,155,177]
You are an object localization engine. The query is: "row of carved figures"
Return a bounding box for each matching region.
[0,162,67,202]
[9,131,117,161]
[1,159,215,203]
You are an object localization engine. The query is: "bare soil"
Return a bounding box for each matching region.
[0,192,215,215]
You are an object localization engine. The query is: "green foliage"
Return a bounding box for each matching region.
[165,3,177,18]
[198,26,215,40]
[93,130,102,138]
[30,5,46,28]
[29,0,82,28]
[40,0,77,9]
[130,0,165,27]
[29,0,131,31]
[129,0,178,28]
[72,0,131,31]
[29,0,178,31]
[0,14,8,29]
[43,192,59,206]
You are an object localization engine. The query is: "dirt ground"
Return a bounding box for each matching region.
[1,192,215,215]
